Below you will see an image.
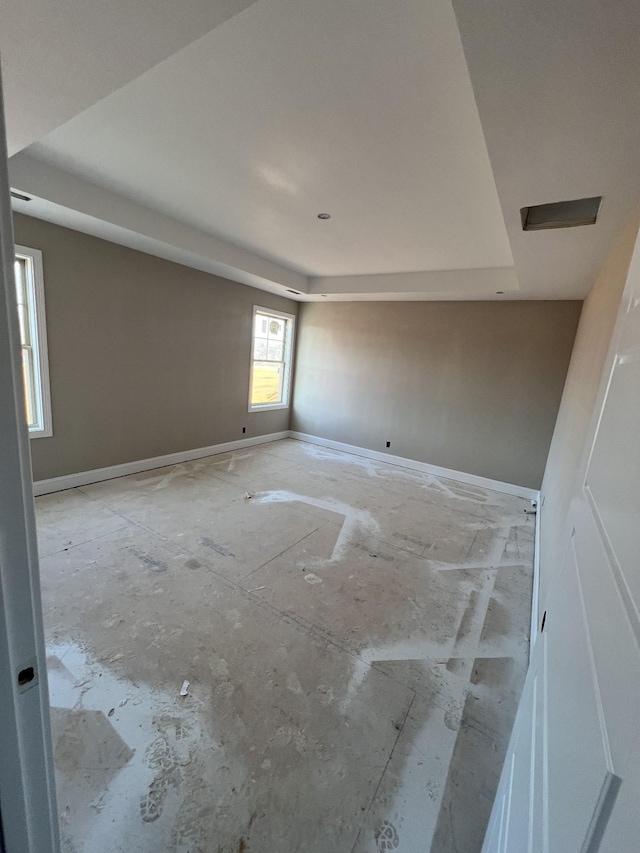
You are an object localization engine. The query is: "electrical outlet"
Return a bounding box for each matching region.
[242,426,246,434]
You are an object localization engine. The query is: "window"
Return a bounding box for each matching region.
[249,306,295,411]
[14,246,52,437]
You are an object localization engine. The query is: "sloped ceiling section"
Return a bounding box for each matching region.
[451,0,640,299]
[1,0,259,155]
[8,153,307,298]
[5,0,640,301]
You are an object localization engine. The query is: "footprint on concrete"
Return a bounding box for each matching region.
[169,778,210,851]
[170,808,207,851]
[155,715,192,742]
[171,718,193,743]
[147,736,176,773]
[140,778,169,823]
[139,737,178,823]
[375,820,400,851]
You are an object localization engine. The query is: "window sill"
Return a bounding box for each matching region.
[248,403,290,413]
[28,428,53,439]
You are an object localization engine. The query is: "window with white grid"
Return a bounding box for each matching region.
[14,246,52,437]
[249,306,295,411]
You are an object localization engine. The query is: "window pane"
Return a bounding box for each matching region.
[251,361,283,405]
[22,347,38,428]
[250,309,292,409]
[267,341,284,361]
[254,338,268,359]
[13,247,51,436]
[268,318,284,340]
[254,314,269,337]
[14,259,25,301]
[14,259,30,345]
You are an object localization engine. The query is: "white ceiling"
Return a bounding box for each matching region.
[4,0,640,302]
[21,0,512,278]
[452,0,640,300]
[1,0,258,155]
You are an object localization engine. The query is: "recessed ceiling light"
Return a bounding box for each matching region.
[317,213,331,220]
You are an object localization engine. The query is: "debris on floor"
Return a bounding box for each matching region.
[37,439,534,853]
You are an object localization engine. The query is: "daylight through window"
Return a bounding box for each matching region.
[249,307,295,410]
[14,246,52,436]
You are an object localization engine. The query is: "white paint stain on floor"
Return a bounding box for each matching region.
[37,439,534,853]
[47,643,240,853]
[253,489,380,560]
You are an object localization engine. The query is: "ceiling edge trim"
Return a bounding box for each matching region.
[8,152,308,294]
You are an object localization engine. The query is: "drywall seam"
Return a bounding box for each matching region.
[288,431,539,501]
[32,431,289,495]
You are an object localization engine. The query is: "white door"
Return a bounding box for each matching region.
[483,223,640,853]
[0,79,60,852]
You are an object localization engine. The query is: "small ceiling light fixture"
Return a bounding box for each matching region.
[521,196,602,231]
[317,213,331,220]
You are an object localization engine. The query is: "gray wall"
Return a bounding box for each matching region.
[13,214,297,481]
[292,300,582,490]
[539,205,640,608]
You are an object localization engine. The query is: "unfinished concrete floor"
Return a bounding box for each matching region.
[37,439,534,853]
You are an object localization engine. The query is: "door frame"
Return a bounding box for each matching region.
[482,212,640,852]
[0,74,60,853]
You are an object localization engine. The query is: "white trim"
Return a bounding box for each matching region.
[288,431,540,500]
[34,429,541,502]
[529,496,541,654]
[290,431,542,650]
[1,99,61,851]
[32,431,289,496]
[249,402,290,413]
[251,305,296,323]
[248,305,295,413]
[33,427,543,651]
[14,244,53,438]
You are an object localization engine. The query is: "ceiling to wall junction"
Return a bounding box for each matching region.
[4,0,640,302]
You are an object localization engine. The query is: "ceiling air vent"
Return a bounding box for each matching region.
[10,190,31,202]
[521,196,602,231]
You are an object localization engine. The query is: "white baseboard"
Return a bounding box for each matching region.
[33,428,542,648]
[288,431,540,501]
[290,430,542,649]
[32,431,290,496]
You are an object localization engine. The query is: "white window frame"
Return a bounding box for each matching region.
[248,305,295,412]
[14,245,53,437]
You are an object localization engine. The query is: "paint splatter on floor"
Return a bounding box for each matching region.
[37,439,534,852]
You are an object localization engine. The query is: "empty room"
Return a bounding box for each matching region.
[1,2,639,852]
